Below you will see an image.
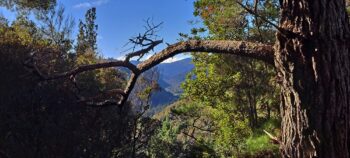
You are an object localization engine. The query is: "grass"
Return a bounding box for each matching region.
[245,135,278,154]
[243,119,280,157]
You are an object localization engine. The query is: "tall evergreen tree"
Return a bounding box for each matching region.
[75,7,98,54]
[85,7,98,52]
[75,20,87,54]
[0,0,56,11]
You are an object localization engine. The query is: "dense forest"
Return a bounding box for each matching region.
[1,0,350,158]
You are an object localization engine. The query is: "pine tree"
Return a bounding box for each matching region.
[85,7,98,52]
[75,20,87,54]
[75,7,98,54]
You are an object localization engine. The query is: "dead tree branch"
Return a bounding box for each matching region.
[31,40,274,107]
[124,19,163,60]
[36,60,139,80]
[138,40,274,72]
[125,40,163,62]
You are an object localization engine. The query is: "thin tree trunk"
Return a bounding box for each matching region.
[276,0,350,157]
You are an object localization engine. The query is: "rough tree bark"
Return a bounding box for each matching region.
[276,0,350,157]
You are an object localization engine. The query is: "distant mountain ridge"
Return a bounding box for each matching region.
[157,58,194,95]
[113,58,194,107]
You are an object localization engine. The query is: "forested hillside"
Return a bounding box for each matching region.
[1,0,350,157]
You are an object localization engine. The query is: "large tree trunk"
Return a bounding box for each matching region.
[276,0,350,157]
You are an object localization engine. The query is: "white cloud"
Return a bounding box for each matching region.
[117,53,153,62]
[116,56,126,61]
[162,54,192,63]
[74,0,109,9]
[142,54,153,61]
[73,2,92,9]
[93,0,109,5]
[162,57,180,63]
[115,53,191,63]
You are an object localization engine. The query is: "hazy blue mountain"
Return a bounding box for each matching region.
[150,58,193,106]
[150,89,179,107]
[111,58,193,107]
[157,58,194,95]
[158,58,194,79]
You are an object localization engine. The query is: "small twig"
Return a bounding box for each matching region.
[126,20,163,54]
[235,0,280,31]
[125,40,163,61]
[263,130,280,144]
[235,0,300,38]
[182,131,198,141]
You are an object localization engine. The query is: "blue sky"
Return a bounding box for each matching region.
[0,0,200,61]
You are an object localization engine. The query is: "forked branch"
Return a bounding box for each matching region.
[31,40,274,107]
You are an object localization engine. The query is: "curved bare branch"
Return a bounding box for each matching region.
[32,40,274,107]
[138,40,274,72]
[41,60,139,80]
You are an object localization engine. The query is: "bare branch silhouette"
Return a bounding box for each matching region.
[29,39,274,107]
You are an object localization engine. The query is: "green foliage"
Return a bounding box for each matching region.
[147,117,181,157]
[194,0,246,40]
[245,135,279,156]
[0,0,56,11]
[36,5,75,52]
[243,119,280,156]
[194,0,279,42]
[160,117,180,142]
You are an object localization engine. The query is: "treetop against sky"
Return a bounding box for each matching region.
[0,0,199,61]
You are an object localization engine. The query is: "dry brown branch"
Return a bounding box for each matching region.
[31,39,274,107]
[40,60,139,80]
[138,40,274,72]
